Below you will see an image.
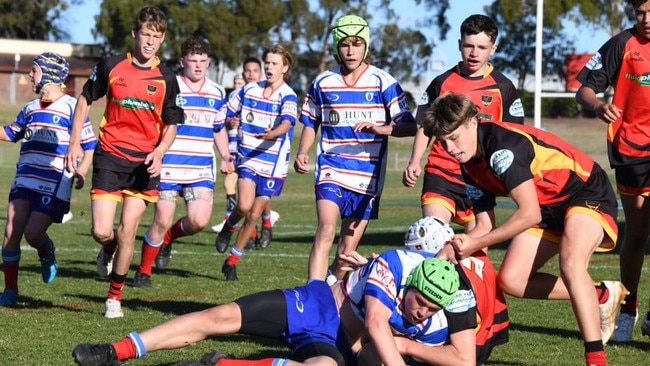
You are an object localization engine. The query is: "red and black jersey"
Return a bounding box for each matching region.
[416,63,524,180]
[576,27,650,167]
[82,53,183,163]
[462,121,595,215]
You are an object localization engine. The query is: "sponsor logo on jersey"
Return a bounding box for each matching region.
[510,98,525,117]
[329,110,340,125]
[418,92,430,106]
[291,289,305,313]
[445,289,476,313]
[246,112,254,123]
[329,93,340,102]
[585,52,603,71]
[625,72,650,87]
[89,65,98,82]
[119,97,156,111]
[490,149,514,175]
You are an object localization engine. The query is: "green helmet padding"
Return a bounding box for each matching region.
[406,257,460,307]
[332,14,370,60]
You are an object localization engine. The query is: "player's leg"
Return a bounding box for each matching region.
[613,194,650,341]
[104,194,149,318]
[307,200,340,281]
[0,197,29,305]
[134,190,177,286]
[91,197,120,277]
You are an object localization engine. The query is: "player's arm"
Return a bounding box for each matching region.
[394,328,476,366]
[293,124,316,174]
[145,124,177,178]
[213,127,234,174]
[364,295,407,366]
[403,127,432,187]
[452,179,540,258]
[65,95,91,172]
[575,86,621,124]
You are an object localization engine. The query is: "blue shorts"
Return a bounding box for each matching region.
[238,166,285,197]
[316,183,379,220]
[9,187,69,223]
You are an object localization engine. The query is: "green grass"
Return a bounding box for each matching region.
[0,103,648,365]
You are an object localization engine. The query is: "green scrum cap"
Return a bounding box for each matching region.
[406,257,460,307]
[332,14,370,60]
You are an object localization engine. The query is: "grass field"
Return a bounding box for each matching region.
[0,102,648,365]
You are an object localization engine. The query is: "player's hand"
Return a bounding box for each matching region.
[226,116,241,129]
[144,149,164,178]
[338,251,370,271]
[354,122,382,134]
[402,162,421,187]
[449,233,475,260]
[294,153,310,174]
[435,242,458,264]
[595,103,622,124]
[64,144,83,173]
[220,156,234,174]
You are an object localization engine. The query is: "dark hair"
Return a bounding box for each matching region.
[629,0,648,8]
[422,93,478,138]
[134,6,167,33]
[243,57,262,70]
[460,14,498,44]
[181,37,210,57]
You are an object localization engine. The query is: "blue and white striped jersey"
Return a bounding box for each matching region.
[342,249,476,346]
[227,81,297,179]
[300,64,414,195]
[4,95,97,202]
[160,76,227,185]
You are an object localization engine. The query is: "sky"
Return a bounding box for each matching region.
[61,0,612,55]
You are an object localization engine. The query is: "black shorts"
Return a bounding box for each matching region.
[92,149,159,193]
[615,162,650,195]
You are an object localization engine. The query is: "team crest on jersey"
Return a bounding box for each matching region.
[481,95,493,107]
[418,92,429,106]
[585,52,603,71]
[147,85,158,96]
[246,112,254,123]
[490,149,514,175]
[365,92,374,102]
[329,110,340,125]
[266,180,275,189]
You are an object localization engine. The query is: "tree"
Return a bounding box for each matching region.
[0,0,82,40]
[486,0,576,90]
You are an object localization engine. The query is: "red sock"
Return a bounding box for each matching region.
[226,253,242,266]
[112,337,136,361]
[216,358,277,366]
[108,274,126,301]
[138,239,160,276]
[251,226,257,239]
[585,350,607,366]
[595,282,609,305]
[166,218,187,244]
[3,262,19,291]
[262,214,271,228]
